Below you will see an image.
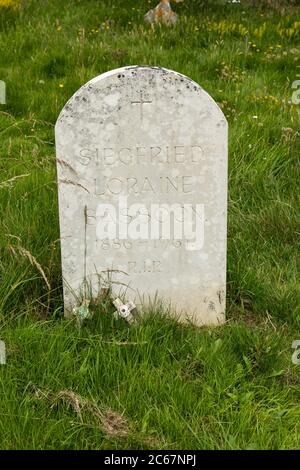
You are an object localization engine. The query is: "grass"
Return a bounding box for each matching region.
[0,0,299,449]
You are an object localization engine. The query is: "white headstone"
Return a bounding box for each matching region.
[0,340,6,365]
[55,66,227,326]
[0,80,6,105]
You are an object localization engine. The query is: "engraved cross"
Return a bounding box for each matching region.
[131,90,152,121]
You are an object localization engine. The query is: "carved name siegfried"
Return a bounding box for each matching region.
[78,145,204,166]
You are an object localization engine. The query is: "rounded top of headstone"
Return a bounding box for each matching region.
[55,65,228,326]
[55,65,226,126]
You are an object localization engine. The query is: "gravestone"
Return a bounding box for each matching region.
[0,80,6,105]
[55,66,227,326]
[0,340,6,365]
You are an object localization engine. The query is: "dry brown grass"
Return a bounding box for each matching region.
[35,388,130,439]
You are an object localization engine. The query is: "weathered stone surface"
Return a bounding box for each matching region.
[144,0,183,25]
[0,340,6,365]
[55,66,228,326]
[0,80,6,105]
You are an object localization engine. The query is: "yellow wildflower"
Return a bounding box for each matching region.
[0,0,19,8]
